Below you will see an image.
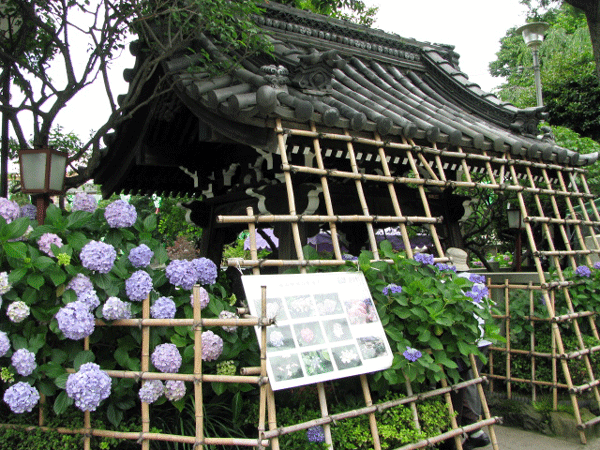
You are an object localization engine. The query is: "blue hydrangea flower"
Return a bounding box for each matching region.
[164,380,186,402]
[79,289,100,310]
[594,262,600,270]
[219,310,238,333]
[102,297,132,320]
[11,348,36,376]
[66,362,111,411]
[382,283,402,296]
[20,204,37,220]
[0,271,12,295]
[576,265,591,277]
[192,257,217,285]
[435,263,457,272]
[139,379,164,404]
[201,330,223,362]
[56,301,95,340]
[414,253,435,265]
[342,253,358,261]
[468,274,486,284]
[0,198,21,223]
[7,301,29,323]
[125,270,153,302]
[66,274,94,297]
[151,297,176,319]
[128,244,154,268]
[307,426,325,443]
[38,232,63,257]
[72,193,97,213]
[3,381,40,413]
[190,287,210,310]
[403,347,422,362]
[166,259,199,290]
[465,284,489,303]
[80,240,116,274]
[0,331,9,357]
[104,199,137,228]
[151,343,182,373]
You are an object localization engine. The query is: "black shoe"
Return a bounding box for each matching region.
[462,432,491,450]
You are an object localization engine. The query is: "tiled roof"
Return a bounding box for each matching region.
[94,1,597,197]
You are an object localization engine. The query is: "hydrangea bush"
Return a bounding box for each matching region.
[0,195,251,427]
[354,241,500,389]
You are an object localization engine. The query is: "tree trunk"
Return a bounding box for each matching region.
[565,0,600,83]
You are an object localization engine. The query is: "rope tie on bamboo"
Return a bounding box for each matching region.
[382,140,390,148]
[257,375,269,386]
[230,257,244,275]
[411,145,422,153]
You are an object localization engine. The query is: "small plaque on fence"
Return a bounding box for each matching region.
[242,272,393,390]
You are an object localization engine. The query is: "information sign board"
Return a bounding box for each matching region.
[242,272,393,390]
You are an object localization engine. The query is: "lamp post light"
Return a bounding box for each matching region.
[507,203,525,272]
[517,22,549,107]
[19,148,67,225]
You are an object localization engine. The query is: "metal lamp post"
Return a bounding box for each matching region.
[507,203,525,272]
[19,148,67,225]
[517,22,549,107]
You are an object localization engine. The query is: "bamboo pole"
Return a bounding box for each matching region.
[505,280,511,399]
[141,294,150,450]
[192,285,204,449]
[360,374,382,449]
[257,285,269,450]
[469,354,499,450]
[84,336,91,450]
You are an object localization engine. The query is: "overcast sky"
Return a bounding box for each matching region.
[53,0,530,139]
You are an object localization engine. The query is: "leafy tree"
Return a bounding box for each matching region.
[0,1,377,192]
[522,0,600,82]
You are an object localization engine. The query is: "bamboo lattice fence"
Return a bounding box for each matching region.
[4,116,600,448]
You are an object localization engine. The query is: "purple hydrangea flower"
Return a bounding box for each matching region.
[0,331,9,357]
[102,297,132,320]
[219,310,238,333]
[164,380,186,402]
[128,244,154,268]
[435,263,457,272]
[151,343,182,373]
[72,193,97,213]
[191,257,218,285]
[3,381,40,413]
[414,253,435,265]
[201,330,223,362]
[468,274,486,284]
[7,301,29,323]
[307,426,325,443]
[151,297,176,319]
[125,270,153,302]
[403,347,422,362]
[79,289,100,310]
[382,283,402,296]
[80,241,116,274]
[66,362,112,411]
[166,259,198,290]
[104,199,137,228]
[139,380,164,404]
[0,198,21,223]
[38,233,63,257]
[594,262,600,270]
[576,265,592,278]
[0,271,11,295]
[190,287,210,310]
[20,204,37,220]
[11,348,36,376]
[56,301,95,340]
[342,253,358,261]
[66,274,94,297]
[466,284,489,304]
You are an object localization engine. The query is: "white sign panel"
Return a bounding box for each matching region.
[242,272,393,390]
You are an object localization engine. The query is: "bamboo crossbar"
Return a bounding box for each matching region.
[216,213,442,224]
[260,377,487,440]
[527,216,600,226]
[571,378,600,394]
[94,317,272,327]
[485,373,569,389]
[89,369,263,384]
[489,346,554,358]
[553,311,596,322]
[581,414,600,429]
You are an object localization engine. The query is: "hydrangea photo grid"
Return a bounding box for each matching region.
[242,272,393,390]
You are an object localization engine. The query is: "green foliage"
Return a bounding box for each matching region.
[279,0,378,26]
[353,241,500,390]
